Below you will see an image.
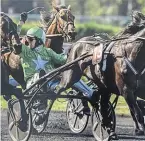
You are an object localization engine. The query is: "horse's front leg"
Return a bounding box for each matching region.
[123,86,145,135]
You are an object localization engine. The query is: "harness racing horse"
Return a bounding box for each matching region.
[40,5,76,54]
[59,25,145,139]
[0,13,26,89]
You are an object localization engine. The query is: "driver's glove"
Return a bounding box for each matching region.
[20,12,28,23]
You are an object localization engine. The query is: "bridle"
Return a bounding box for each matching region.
[56,9,75,38]
[45,9,75,39]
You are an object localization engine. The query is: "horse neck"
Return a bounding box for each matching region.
[45,17,64,54]
[46,17,59,35]
[129,28,145,67]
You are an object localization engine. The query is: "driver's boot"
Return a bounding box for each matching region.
[82,100,90,115]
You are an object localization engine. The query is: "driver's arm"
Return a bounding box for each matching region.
[46,48,67,65]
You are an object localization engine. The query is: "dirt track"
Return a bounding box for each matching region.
[1,109,145,141]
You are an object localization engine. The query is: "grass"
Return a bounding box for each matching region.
[1,94,130,116]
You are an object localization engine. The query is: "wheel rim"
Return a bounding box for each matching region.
[67,99,89,133]
[8,99,32,141]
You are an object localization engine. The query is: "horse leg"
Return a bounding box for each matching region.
[100,89,118,139]
[130,110,144,135]
[124,87,145,135]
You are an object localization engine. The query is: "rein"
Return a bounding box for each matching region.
[77,36,145,46]
[56,10,74,39]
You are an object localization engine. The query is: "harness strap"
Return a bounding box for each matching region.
[124,56,138,75]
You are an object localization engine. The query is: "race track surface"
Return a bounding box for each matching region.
[1,109,145,141]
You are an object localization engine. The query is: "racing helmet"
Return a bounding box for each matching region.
[27,27,46,44]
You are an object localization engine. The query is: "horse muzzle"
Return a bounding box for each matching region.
[68,31,77,41]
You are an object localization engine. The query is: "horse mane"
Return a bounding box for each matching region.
[114,23,145,39]
[40,5,68,29]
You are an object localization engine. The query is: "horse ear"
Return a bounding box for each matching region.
[68,5,71,11]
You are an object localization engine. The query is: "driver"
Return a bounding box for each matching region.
[12,12,97,125]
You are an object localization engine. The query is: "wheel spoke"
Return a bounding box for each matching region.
[9,121,14,131]
[73,114,78,128]
[94,122,98,131]
[32,114,37,123]
[74,101,82,112]
[16,126,19,141]
[100,124,103,140]
[80,118,85,125]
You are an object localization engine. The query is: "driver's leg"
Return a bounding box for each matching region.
[73,80,98,115]
[73,80,98,103]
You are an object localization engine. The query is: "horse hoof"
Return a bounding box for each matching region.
[134,129,144,135]
[109,132,119,140]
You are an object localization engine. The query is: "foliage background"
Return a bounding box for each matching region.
[18,21,122,40]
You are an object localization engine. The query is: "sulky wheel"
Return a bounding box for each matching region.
[31,108,48,134]
[91,101,116,141]
[66,98,89,133]
[31,99,54,134]
[7,99,32,141]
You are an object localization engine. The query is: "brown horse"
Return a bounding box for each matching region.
[40,5,76,54]
[59,25,145,138]
[1,13,26,90]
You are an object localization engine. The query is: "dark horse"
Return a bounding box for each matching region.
[40,4,76,54]
[0,12,26,90]
[59,25,145,138]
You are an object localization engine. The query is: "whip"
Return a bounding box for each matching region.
[27,7,44,14]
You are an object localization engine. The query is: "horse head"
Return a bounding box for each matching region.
[0,13,19,44]
[44,5,76,41]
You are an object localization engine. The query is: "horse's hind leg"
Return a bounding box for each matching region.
[100,89,118,139]
[124,88,145,135]
[130,110,144,135]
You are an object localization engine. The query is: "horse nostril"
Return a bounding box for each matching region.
[68,31,77,36]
